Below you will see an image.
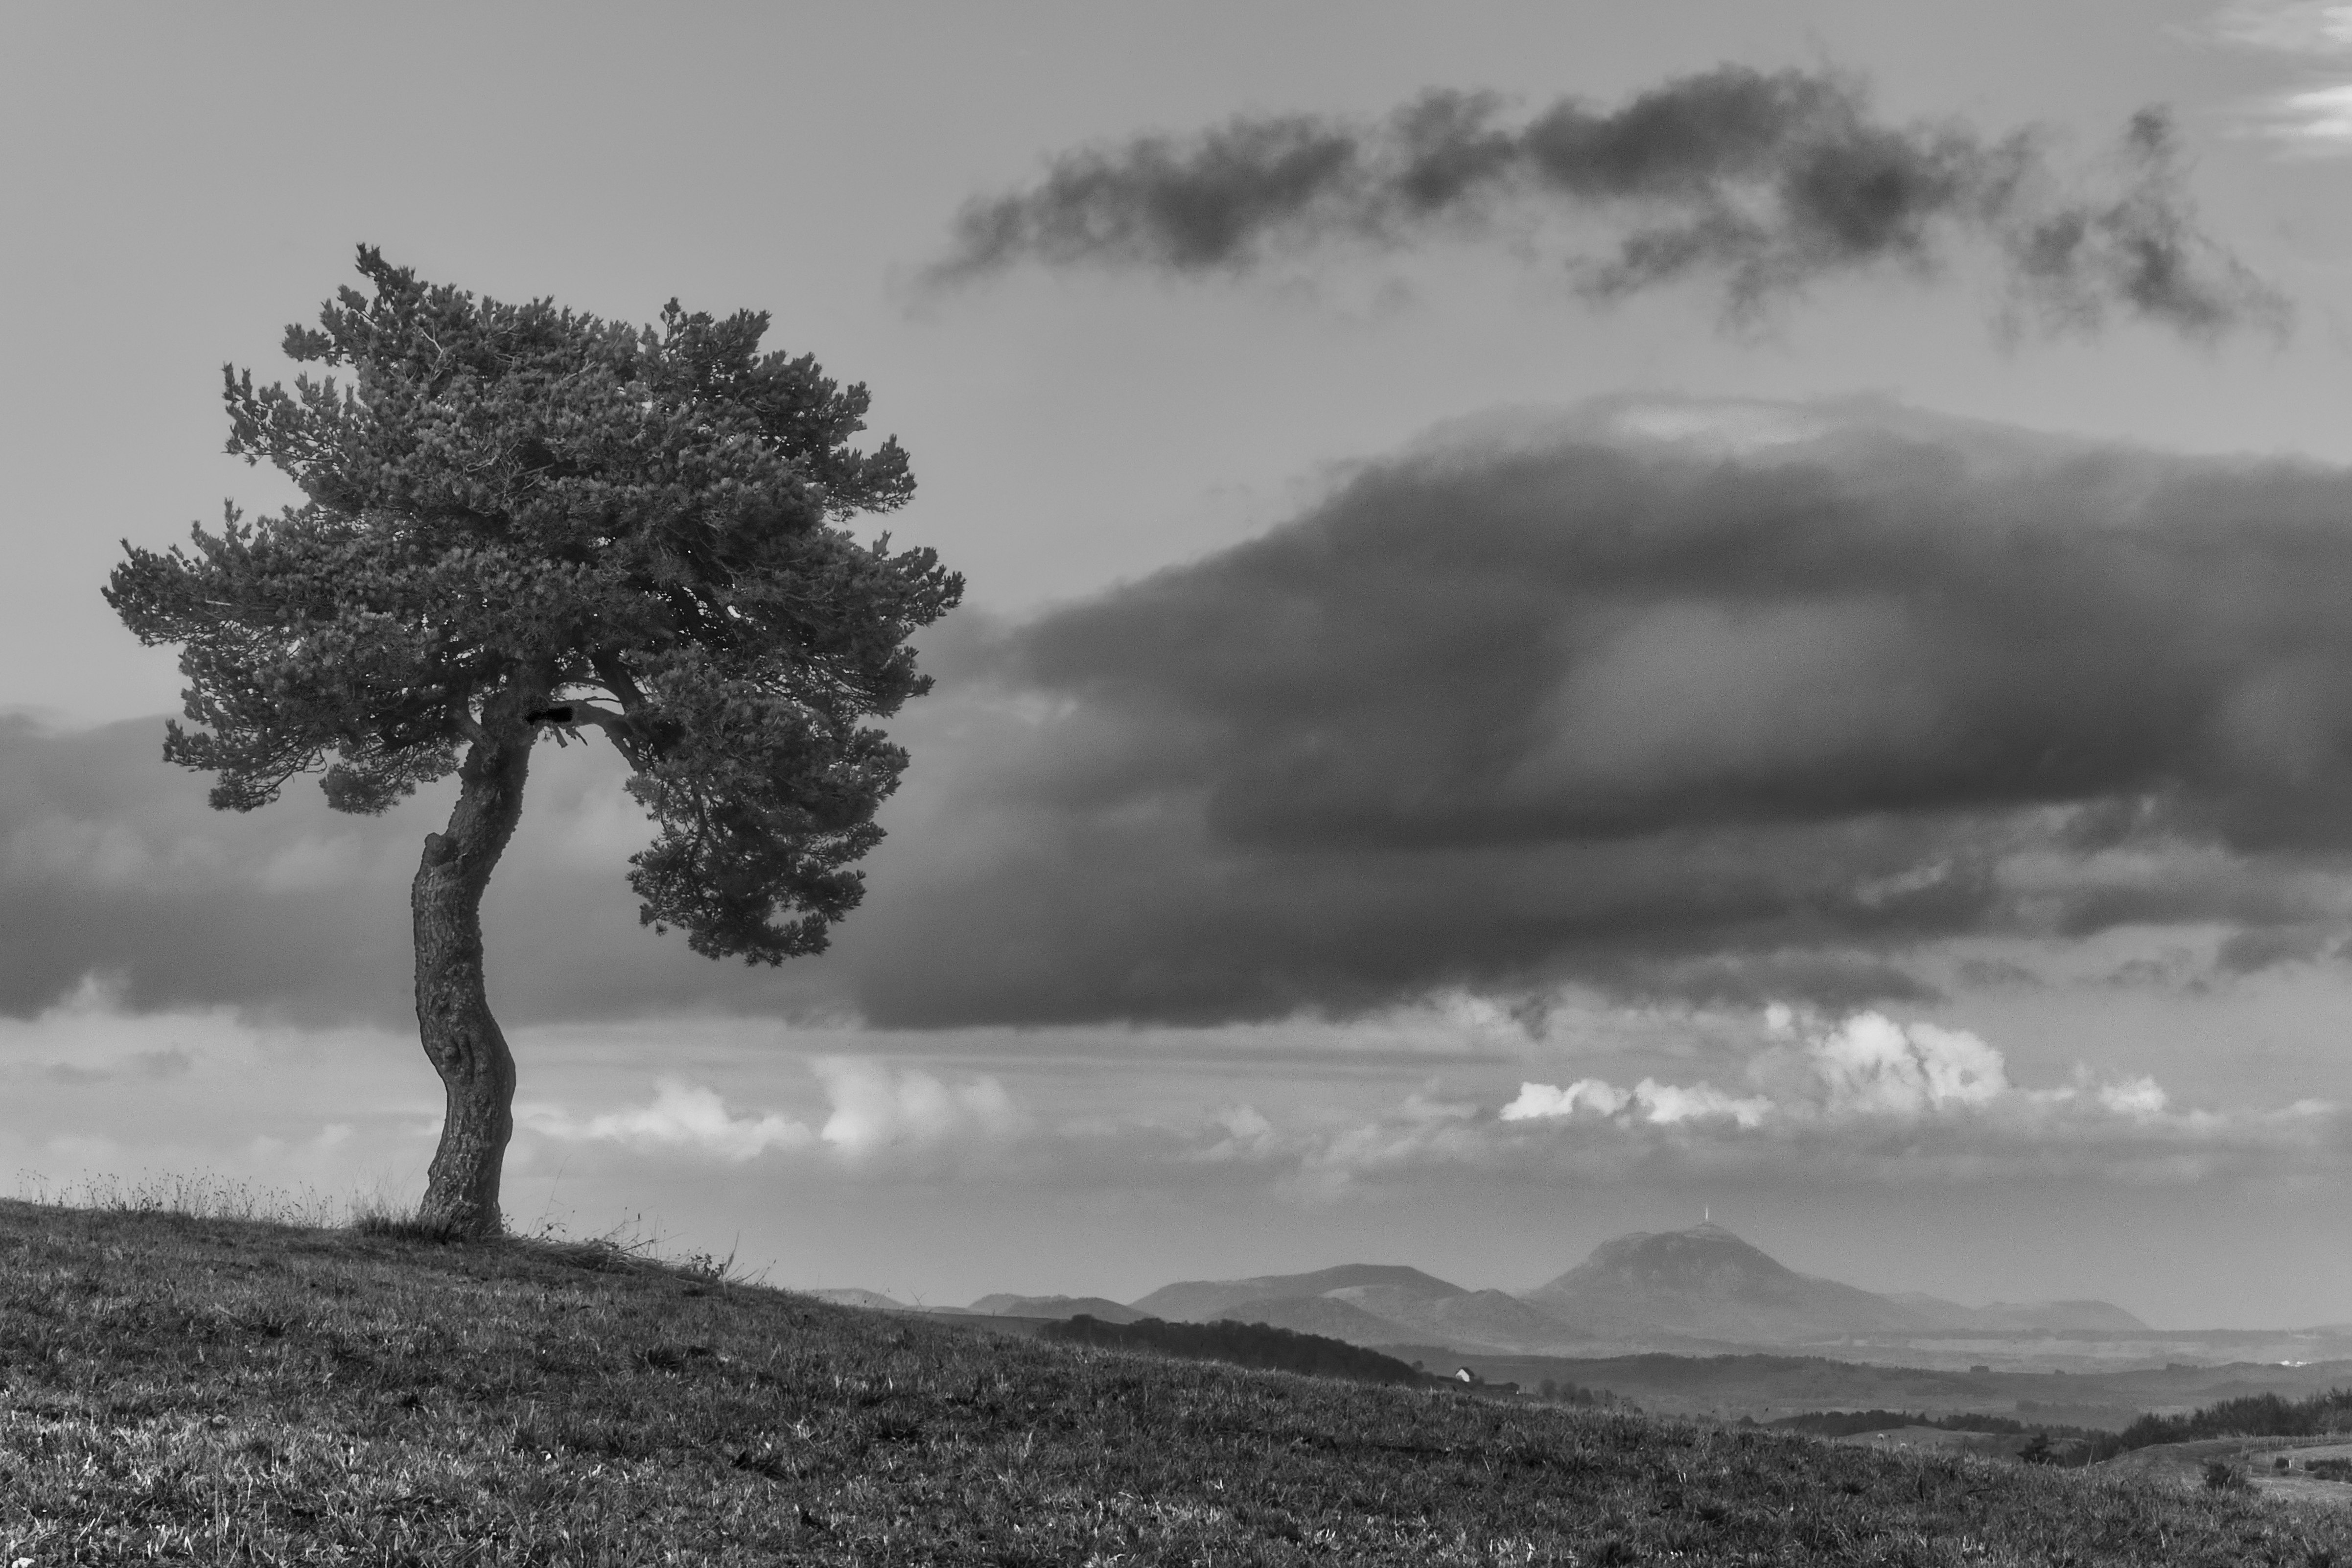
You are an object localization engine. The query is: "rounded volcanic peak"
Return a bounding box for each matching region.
[1535,1222,1802,1299]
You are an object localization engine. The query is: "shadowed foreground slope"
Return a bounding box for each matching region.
[0,1201,2347,1565]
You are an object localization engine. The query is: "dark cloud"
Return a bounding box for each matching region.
[0,715,407,1019]
[0,714,784,1026]
[818,400,2352,1025]
[21,402,2352,1030]
[931,68,2284,337]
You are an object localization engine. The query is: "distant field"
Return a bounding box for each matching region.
[3,1199,2352,1563]
[1421,1348,2352,1429]
[2105,1437,2352,1507]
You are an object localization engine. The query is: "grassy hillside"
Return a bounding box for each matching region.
[3,1201,2352,1565]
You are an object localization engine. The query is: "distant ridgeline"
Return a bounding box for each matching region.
[2116,1389,2352,1452]
[1782,1387,2352,1468]
[1774,1408,2118,1460]
[1040,1314,1426,1386]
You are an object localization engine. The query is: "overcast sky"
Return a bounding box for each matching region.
[11,0,2352,1325]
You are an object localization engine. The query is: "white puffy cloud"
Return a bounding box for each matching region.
[521,1059,1024,1167]
[812,1058,1023,1160]
[523,1077,816,1162]
[2098,1076,2171,1118]
[1811,1013,2008,1115]
[1190,1103,1279,1164]
[1505,1010,2211,1136]
[1501,1077,1770,1128]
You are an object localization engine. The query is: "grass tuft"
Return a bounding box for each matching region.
[16,1168,346,1227]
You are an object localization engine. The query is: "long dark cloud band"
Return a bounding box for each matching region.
[840,401,2352,1023]
[16,402,2352,1027]
[932,67,2283,336]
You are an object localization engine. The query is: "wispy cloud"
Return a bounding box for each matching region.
[2212,0,2352,54]
[934,66,2285,338]
[2207,2,2352,150]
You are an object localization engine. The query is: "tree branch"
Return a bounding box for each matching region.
[525,701,629,732]
[526,699,648,764]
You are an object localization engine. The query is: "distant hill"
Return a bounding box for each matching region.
[1327,1285,1588,1351]
[1131,1264,1465,1323]
[1058,1226,2154,1360]
[1209,1292,1423,1345]
[1521,1225,2148,1347]
[968,1293,1145,1323]
[1887,1293,2151,1334]
[1042,1314,1426,1386]
[1523,1222,1931,1344]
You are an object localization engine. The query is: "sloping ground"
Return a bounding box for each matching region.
[2,1201,2352,1565]
[801,1287,907,1311]
[2101,1437,2352,1507]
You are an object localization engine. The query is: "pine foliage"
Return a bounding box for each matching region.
[106,247,960,961]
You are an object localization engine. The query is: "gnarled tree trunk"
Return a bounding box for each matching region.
[412,707,538,1236]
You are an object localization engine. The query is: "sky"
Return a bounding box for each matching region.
[9,0,2352,1326]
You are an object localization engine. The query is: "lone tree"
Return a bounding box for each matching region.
[106,249,961,1236]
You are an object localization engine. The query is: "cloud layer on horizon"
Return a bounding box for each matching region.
[932,66,2285,337]
[0,976,2332,1224]
[503,1006,2350,1201]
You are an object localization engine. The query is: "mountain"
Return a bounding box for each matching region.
[1131,1264,1465,1324]
[968,1293,1145,1324]
[1087,1228,2150,1360]
[1521,1225,2147,1347]
[1130,1269,1575,1354]
[1523,1223,1938,1344]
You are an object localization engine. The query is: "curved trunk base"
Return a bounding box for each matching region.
[412,720,536,1238]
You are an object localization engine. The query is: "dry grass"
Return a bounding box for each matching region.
[0,1195,2348,1564]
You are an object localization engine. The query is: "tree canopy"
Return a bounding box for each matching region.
[108,247,962,962]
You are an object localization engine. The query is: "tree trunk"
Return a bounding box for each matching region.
[412,710,537,1236]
